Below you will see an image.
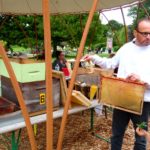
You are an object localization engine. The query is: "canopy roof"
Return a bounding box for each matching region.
[0,0,140,15]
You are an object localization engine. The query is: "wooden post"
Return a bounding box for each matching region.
[57,0,99,149]
[0,45,37,150]
[120,7,128,42]
[42,0,53,150]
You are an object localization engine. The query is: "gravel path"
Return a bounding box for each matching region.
[0,110,150,150]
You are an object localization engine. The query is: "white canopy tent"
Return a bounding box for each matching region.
[0,0,142,150]
[0,0,140,15]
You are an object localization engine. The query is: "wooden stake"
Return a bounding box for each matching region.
[0,45,37,150]
[42,0,53,150]
[120,7,128,42]
[57,0,99,149]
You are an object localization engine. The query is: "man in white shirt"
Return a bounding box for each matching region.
[84,18,150,150]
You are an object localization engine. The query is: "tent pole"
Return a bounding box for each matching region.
[88,12,100,50]
[120,7,128,42]
[0,45,37,150]
[42,0,53,150]
[57,0,99,149]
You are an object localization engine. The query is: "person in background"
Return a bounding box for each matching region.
[52,51,67,71]
[83,17,150,150]
[108,47,112,54]
[53,50,71,77]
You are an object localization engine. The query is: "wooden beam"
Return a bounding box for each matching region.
[42,0,53,150]
[0,45,37,150]
[57,0,99,149]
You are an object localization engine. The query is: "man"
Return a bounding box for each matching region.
[84,18,150,150]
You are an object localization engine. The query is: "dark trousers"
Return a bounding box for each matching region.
[111,102,150,150]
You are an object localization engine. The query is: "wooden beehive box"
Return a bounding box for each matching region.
[76,67,114,86]
[0,58,45,83]
[75,67,114,98]
[74,83,90,98]
[0,58,67,116]
[100,76,146,115]
[1,76,61,115]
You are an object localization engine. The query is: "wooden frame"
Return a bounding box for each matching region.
[99,76,146,115]
[52,70,67,106]
[77,67,114,76]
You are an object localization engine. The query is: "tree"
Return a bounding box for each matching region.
[0,13,108,54]
[105,20,124,50]
[0,15,44,51]
[108,20,123,31]
[128,1,150,28]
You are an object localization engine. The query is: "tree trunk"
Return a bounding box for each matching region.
[52,41,57,57]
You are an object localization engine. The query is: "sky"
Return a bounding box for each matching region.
[100,7,133,25]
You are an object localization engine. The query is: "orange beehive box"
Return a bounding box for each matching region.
[100,76,146,115]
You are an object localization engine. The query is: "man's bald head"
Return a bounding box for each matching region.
[135,17,150,30]
[134,17,150,46]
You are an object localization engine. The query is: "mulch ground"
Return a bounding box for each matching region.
[0,110,150,150]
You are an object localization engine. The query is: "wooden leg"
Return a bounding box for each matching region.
[104,106,108,119]
[57,0,100,149]
[11,130,22,150]
[33,124,38,136]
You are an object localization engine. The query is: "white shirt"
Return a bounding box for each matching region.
[91,41,150,102]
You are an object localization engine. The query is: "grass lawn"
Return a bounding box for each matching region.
[11,45,30,52]
[11,45,109,60]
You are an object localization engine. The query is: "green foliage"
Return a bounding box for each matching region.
[0,15,44,51]
[104,19,125,52]
[137,122,147,129]
[0,13,125,54]
[108,20,123,31]
[128,1,150,30]
[99,53,109,58]
[116,27,126,45]
[11,45,29,52]
[113,45,120,52]
[0,13,109,53]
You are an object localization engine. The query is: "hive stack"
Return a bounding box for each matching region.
[0,58,62,116]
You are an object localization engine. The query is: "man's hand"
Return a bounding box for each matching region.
[136,127,147,137]
[126,73,141,82]
[82,55,92,62]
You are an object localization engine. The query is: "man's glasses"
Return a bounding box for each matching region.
[136,30,150,37]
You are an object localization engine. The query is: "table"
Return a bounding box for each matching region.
[0,100,100,150]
